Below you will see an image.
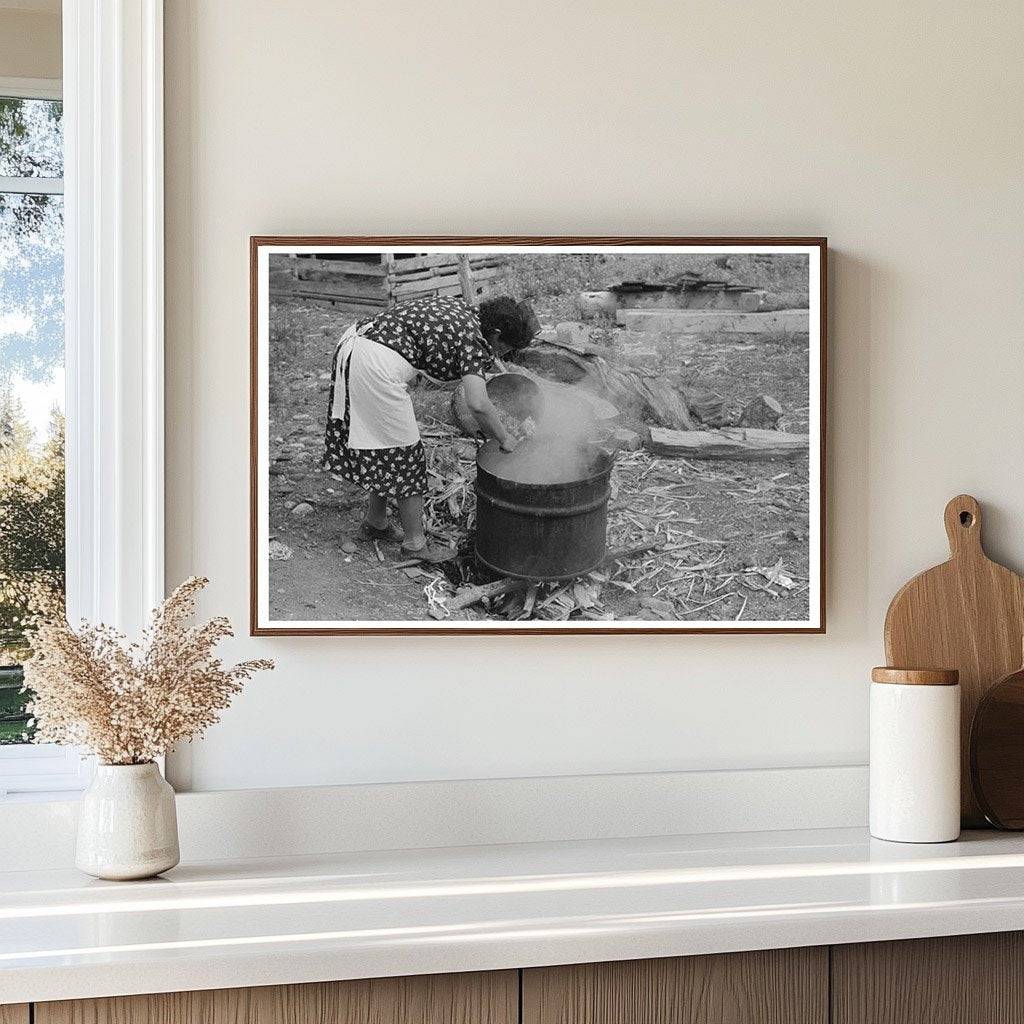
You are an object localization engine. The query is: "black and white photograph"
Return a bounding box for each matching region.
[251,239,824,634]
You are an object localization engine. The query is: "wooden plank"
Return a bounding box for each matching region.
[393,253,503,274]
[37,971,517,1024]
[298,283,387,303]
[295,276,387,301]
[457,254,477,307]
[381,252,396,305]
[392,266,503,289]
[392,266,460,285]
[294,290,386,308]
[0,1006,29,1024]
[392,253,461,273]
[616,308,810,334]
[523,949,827,1024]
[832,933,1024,1024]
[394,283,467,302]
[294,293,386,314]
[294,257,385,278]
[392,274,501,298]
[393,273,461,294]
[395,264,503,283]
[647,426,808,461]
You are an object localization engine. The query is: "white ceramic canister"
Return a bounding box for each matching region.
[869,667,961,843]
[76,762,180,880]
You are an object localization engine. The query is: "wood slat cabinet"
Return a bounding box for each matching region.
[522,948,828,1024]
[34,971,517,1024]
[832,932,1024,1024]
[17,932,1024,1024]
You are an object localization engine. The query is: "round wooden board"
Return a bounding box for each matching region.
[970,664,1024,829]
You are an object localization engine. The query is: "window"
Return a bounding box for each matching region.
[0,6,166,797]
[0,79,85,797]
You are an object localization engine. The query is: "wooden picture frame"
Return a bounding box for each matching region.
[251,236,827,635]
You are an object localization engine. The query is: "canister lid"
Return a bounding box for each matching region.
[871,667,959,686]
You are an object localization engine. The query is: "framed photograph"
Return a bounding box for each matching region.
[251,237,826,635]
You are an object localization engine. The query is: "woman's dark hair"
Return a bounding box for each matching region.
[478,296,539,351]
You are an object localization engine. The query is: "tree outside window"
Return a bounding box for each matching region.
[0,94,65,744]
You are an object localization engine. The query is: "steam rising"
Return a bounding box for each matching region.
[492,400,602,485]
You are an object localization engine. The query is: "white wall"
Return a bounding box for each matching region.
[164,0,1024,792]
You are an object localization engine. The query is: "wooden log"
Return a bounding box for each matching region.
[450,542,663,610]
[450,577,528,610]
[683,391,741,428]
[739,290,810,312]
[616,308,810,334]
[593,363,693,431]
[646,427,808,461]
[738,394,784,428]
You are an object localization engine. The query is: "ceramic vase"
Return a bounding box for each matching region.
[76,762,180,880]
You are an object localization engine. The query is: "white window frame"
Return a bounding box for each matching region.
[0,76,64,194]
[0,0,165,799]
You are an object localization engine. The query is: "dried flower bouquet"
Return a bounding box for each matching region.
[23,576,273,765]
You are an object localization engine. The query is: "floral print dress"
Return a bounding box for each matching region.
[323,296,495,499]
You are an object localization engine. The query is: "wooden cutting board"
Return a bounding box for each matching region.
[884,494,1024,826]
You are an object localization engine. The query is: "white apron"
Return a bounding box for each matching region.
[330,324,420,450]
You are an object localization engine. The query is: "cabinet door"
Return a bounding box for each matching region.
[523,948,828,1024]
[0,1006,29,1024]
[35,971,517,1024]
[832,932,1024,1024]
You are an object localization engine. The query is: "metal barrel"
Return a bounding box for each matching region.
[474,442,613,582]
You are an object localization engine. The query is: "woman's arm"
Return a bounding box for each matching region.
[462,375,514,451]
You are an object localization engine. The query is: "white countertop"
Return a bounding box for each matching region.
[4,826,1024,1004]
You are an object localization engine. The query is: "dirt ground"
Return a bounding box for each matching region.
[265,255,813,625]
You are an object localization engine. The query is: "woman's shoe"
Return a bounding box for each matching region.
[359,519,403,543]
[400,541,457,564]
